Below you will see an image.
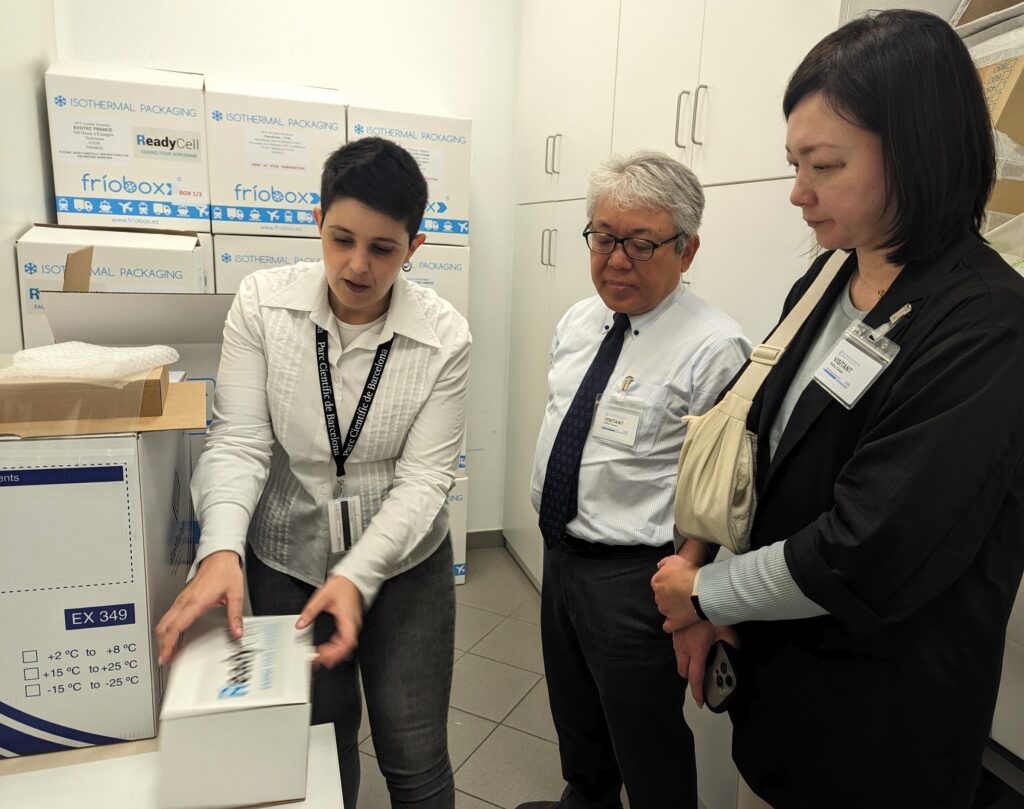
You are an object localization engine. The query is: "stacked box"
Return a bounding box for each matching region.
[45,61,210,232]
[405,244,469,319]
[449,476,469,584]
[213,234,322,293]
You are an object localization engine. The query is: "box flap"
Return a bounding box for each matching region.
[204,75,343,104]
[18,224,201,251]
[161,613,313,719]
[46,59,204,90]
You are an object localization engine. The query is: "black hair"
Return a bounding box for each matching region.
[320,137,428,240]
[783,9,995,266]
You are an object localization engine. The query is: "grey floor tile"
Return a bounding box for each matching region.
[510,590,541,625]
[470,617,544,674]
[503,677,557,743]
[455,602,505,652]
[357,751,390,808]
[458,547,537,615]
[450,653,541,722]
[455,725,564,808]
[448,708,497,770]
[456,790,504,808]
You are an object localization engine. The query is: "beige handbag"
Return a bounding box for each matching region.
[673,250,849,553]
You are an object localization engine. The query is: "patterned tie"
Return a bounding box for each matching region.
[539,312,631,547]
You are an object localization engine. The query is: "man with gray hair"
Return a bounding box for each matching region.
[519,151,750,809]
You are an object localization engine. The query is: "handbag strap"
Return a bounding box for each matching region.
[731,249,850,402]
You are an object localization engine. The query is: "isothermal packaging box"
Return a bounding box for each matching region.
[158,614,313,808]
[212,234,322,293]
[15,225,207,349]
[0,384,206,757]
[45,61,210,232]
[347,107,471,246]
[449,476,468,584]
[405,244,469,319]
[205,78,346,237]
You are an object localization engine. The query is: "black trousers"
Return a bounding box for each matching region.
[541,538,697,809]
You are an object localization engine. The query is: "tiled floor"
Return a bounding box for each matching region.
[357,546,562,809]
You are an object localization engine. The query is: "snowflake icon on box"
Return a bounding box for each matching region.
[23,263,37,275]
[354,124,365,135]
[54,95,66,107]
[211,110,223,121]
[221,253,232,263]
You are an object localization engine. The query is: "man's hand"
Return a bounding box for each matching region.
[296,575,364,668]
[651,554,700,632]
[672,622,740,707]
[155,550,244,665]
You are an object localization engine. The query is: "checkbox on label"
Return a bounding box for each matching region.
[25,684,41,698]
[22,650,39,664]
[23,667,40,681]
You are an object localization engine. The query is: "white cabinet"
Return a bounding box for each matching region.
[514,0,620,204]
[689,178,813,344]
[503,199,591,582]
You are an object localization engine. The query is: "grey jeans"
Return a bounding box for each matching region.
[246,538,456,808]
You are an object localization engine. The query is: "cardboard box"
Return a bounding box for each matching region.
[405,244,470,319]
[449,476,468,584]
[988,176,1024,216]
[0,406,202,756]
[45,61,210,232]
[953,0,1024,27]
[213,234,323,293]
[16,225,206,348]
[206,78,345,237]
[158,614,313,808]
[347,107,471,246]
[979,57,1024,147]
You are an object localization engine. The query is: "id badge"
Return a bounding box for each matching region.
[328,495,365,553]
[813,321,900,409]
[591,394,643,447]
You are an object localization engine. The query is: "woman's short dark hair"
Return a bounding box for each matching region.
[783,9,994,266]
[320,137,428,240]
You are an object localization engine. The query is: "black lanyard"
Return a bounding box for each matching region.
[316,324,393,480]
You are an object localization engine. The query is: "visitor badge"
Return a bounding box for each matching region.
[813,320,901,409]
[591,396,642,446]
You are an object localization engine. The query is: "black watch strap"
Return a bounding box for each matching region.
[691,594,709,622]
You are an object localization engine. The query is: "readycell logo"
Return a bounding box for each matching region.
[80,172,174,196]
[233,183,320,205]
[135,132,200,152]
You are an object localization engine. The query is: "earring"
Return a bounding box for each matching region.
[402,261,412,271]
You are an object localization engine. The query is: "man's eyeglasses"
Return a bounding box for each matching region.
[582,227,685,261]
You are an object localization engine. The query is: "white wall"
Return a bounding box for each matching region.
[0,3,58,359]
[50,0,518,532]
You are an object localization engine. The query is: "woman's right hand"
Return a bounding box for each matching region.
[155,550,245,665]
[672,621,740,708]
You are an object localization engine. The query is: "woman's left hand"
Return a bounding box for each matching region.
[297,575,364,668]
[651,554,700,632]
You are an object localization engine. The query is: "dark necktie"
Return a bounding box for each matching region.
[539,312,631,547]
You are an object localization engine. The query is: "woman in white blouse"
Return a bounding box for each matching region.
[156,137,471,809]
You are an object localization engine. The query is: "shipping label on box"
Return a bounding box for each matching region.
[15,226,205,348]
[979,57,1024,147]
[45,61,210,232]
[449,476,468,584]
[206,78,345,237]
[348,107,471,246]
[404,244,469,318]
[0,431,192,756]
[213,234,322,293]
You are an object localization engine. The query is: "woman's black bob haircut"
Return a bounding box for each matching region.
[783,9,994,266]
[320,137,428,241]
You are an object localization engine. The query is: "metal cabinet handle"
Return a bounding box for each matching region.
[552,133,563,175]
[674,90,691,149]
[540,229,550,266]
[544,135,554,175]
[691,84,707,147]
[548,228,558,267]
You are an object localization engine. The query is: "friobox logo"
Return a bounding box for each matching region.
[354,124,365,135]
[80,172,174,197]
[211,110,223,122]
[217,645,259,699]
[23,262,37,275]
[220,253,232,263]
[233,183,320,205]
[54,95,67,107]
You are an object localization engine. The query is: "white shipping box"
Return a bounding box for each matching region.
[206,78,345,237]
[16,225,206,348]
[0,430,194,756]
[158,614,313,808]
[406,244,469,319]
[213,234,322,293]
[347,107,471,246]
[449,476,468,584]
[45,61,210,232]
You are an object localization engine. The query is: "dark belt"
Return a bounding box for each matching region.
[559,533,673,558]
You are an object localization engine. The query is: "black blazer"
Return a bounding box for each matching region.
[729,234,1024,809]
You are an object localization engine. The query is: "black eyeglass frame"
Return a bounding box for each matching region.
[581,226,687,261]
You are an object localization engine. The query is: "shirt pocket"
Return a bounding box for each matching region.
[594,381,671,457]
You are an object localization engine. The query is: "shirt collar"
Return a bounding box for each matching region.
[601,281,687,336]
[261,262,442,349]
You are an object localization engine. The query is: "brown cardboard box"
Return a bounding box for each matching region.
[979,57,1024,147]
[953,0,1023,27]
[988,177,1024,215]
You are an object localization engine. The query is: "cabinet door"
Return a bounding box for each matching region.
[689,0,842,185]
[688,178,813,345]
[612,0,705,161]
[503,203,556,582]
[547,199,594,335]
